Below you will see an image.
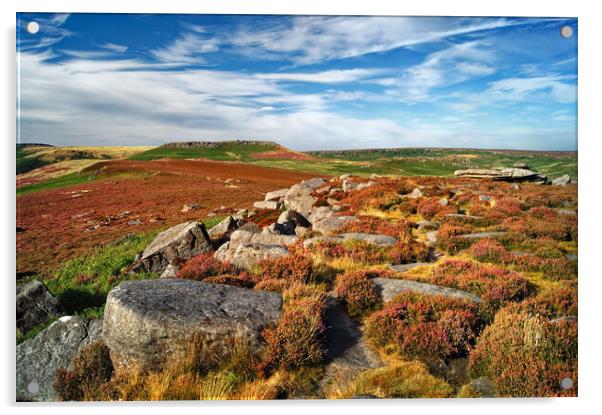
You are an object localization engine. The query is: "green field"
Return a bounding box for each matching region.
[17,142,578,196]
[129,141,281,162]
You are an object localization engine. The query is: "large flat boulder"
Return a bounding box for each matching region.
[17,279,61,334]
[312,215,359,235]
[102,279,282,371]
[264,188,289,201]
[140,222,212,273]
[16,316,100,402]
[454,167,548,183]
[215,242,290,270]
[373,278,482,303]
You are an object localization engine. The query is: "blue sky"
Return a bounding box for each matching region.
[16,13,577,151]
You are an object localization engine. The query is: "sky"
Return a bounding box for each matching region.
[16,13,577,151]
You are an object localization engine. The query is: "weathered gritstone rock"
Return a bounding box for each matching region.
[552,174,572,186]
[303,233,397,248]
[308,206,336,223]
[207,216,240,241]
[17,279,61,333]
[102,279,282,371]
[425,230,438,248]
[16,316,100,402]
[250,228,299,246]
[160,263,180,279]
[264,188,289,201]
[454,167,548,183]
[215,242,290,270]
[253,200,281,210]
[373,278,483,303]
[140,222,212,273]
[277,210,311,228]
[283,178,325,215]
[403,188,424,199]
[312,215,359,235]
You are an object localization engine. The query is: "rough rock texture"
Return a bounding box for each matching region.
[277,210,311,228]
[16,316,98,402]
[159,263,180,279]
[207,216,239,241]
[304,233,397,248]
[253,200,281,210]
[103,279,282,371]
[250,228,299,246]
[454,167,548,183]
[283,178,324,215]
[404,188,424,199]
[308,206,336,223]
[215,242,290,270]
[264,188,289,201]
[17,279,61,334]
[373,278,482,303]
[552,174,571,186]
[140,222,212,273]
[312,215,359,235]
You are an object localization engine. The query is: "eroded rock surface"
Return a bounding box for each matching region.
[103,279,282,371]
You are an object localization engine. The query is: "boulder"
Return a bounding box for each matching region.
[159,263,180,279]
[295,226,311,238]
[342,179,359,192]
[283,178,325,215]
[102,279,282,371]
[404,188,424,199]
[215,243,290,270]
[253,200,281,210]
[139,222,212,274]
[250,227,299,246]
[16,316,98,401]
[17,280,61,334]
[181,203,200,212]
[207,216,239,240]
[308,206,336,223]
[373,278,483,303]
[552,174,571,186]
[264,188,289,201]
[312,215,359,235]
[277,210,311,228]
[454,167,548,183]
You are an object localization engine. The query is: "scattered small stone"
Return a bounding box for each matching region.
[404,188,423,199]
[181,203,200,212]
[128,219,142,225]
[552,174,571,186]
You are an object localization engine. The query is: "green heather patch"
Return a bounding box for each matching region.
[17,172,96,195]
[130,141,280,162]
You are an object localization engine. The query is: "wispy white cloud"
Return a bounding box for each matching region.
[378,41,497,103]
[100,42,128,53]
[486,75,577,103]
[150,33,219,65]
[255,68,387,84]
[229,16,532,65]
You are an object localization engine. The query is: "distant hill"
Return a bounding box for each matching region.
[130,140,285,162]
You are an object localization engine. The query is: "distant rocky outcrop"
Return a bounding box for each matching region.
[17,316,102,401]
[162,140,280,149]
[454,167,548,183]
[102,279,282,371]
[17,279,61,333]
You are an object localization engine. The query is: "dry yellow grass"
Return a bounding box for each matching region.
[17,159,100,182]
[24,145,155,161]
[359,207,406,220]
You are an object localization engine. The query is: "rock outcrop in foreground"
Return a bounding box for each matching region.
[17,316,102,401]
[102,279,282,371]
